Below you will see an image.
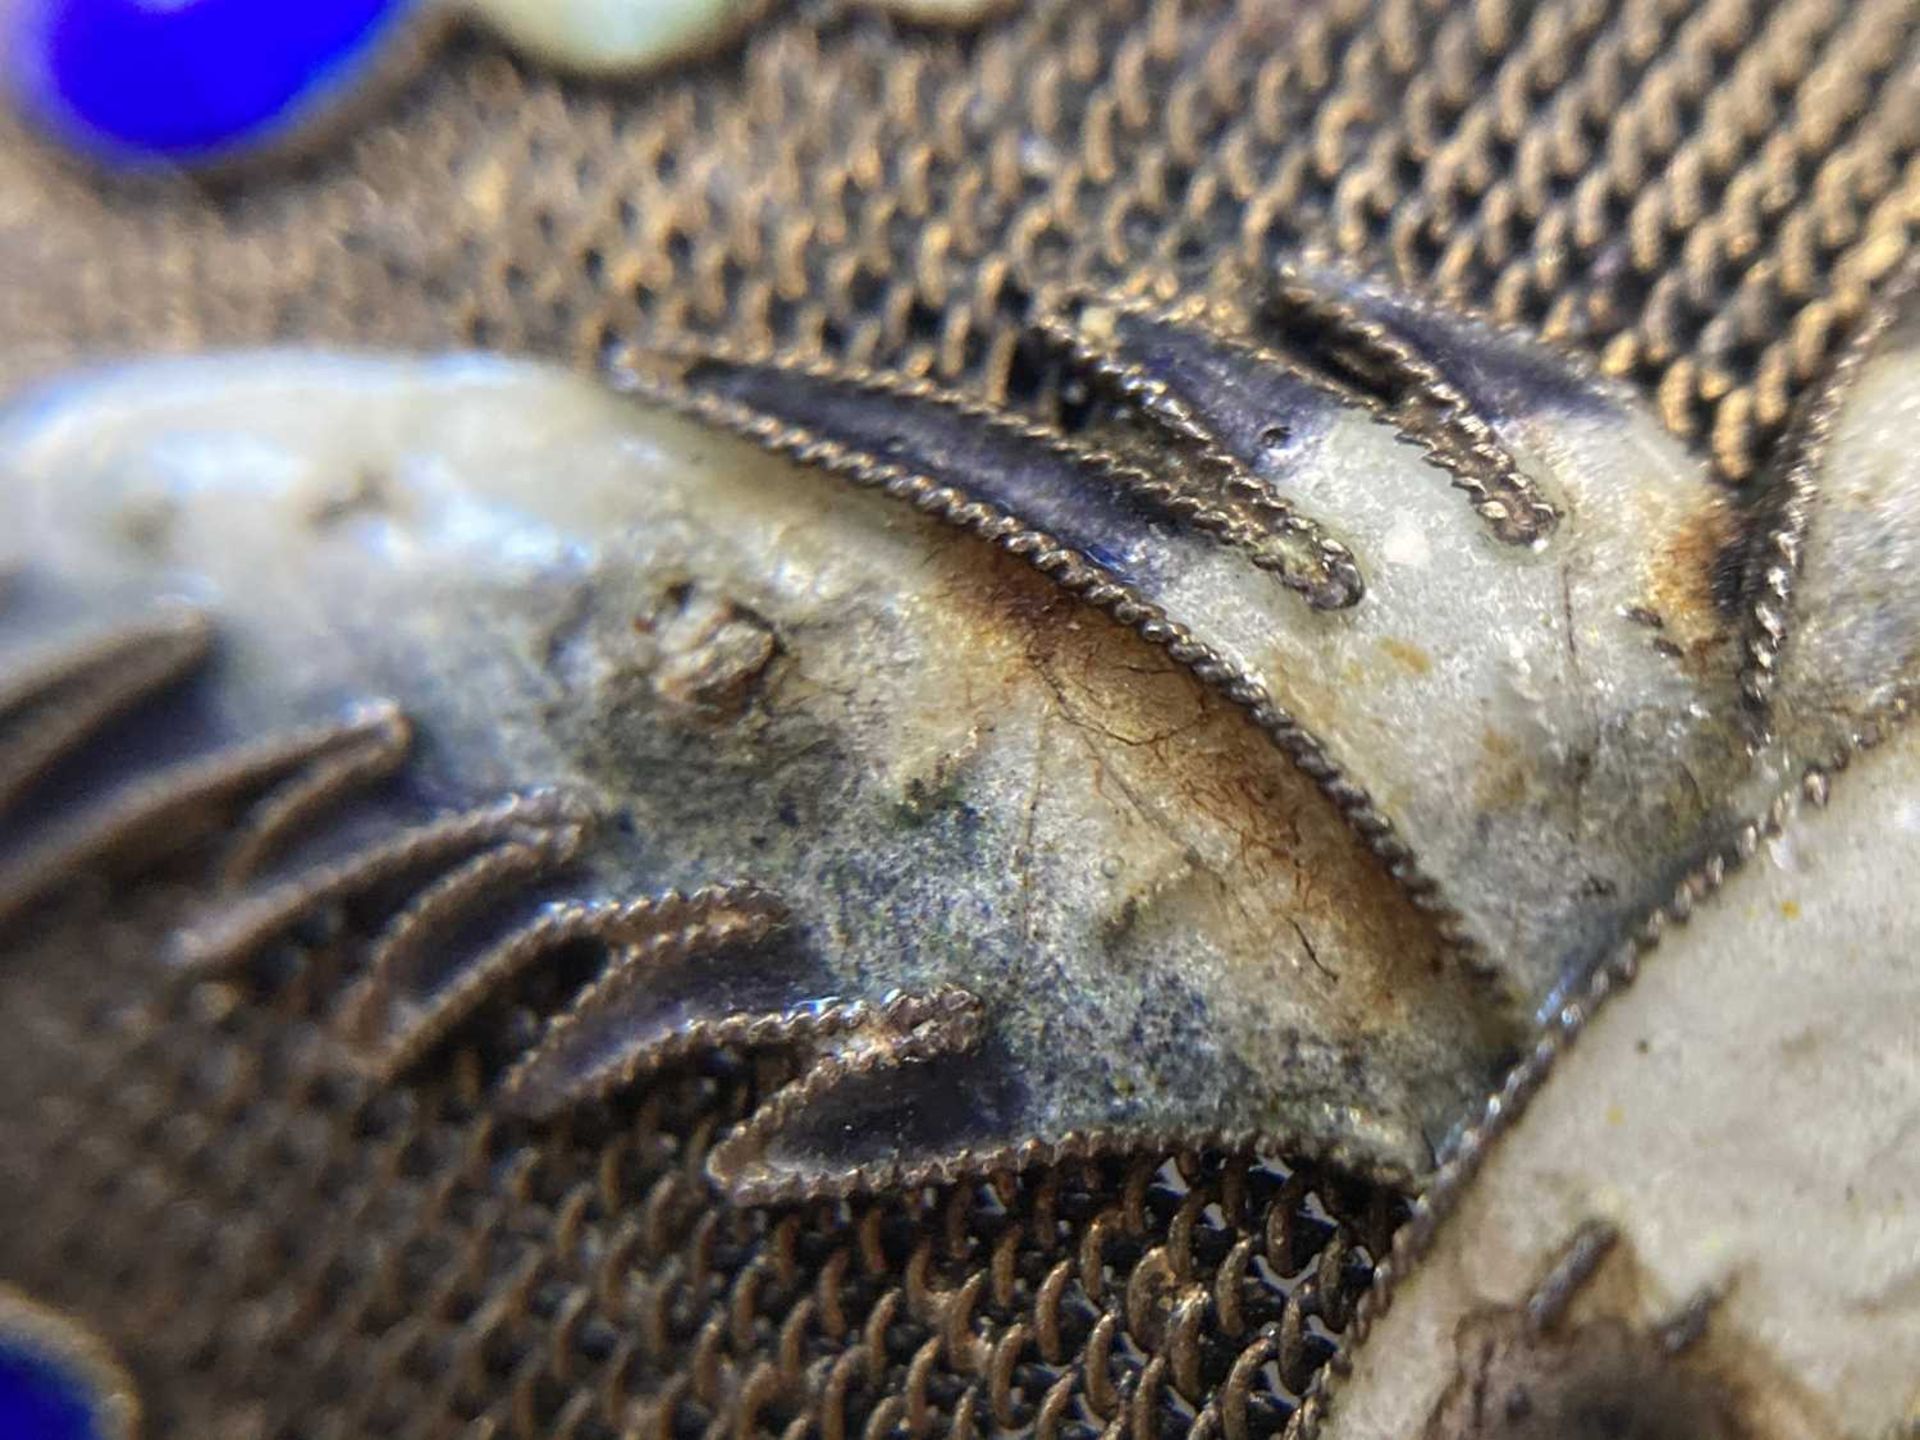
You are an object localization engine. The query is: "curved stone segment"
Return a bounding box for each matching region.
[646,276,1754,1023]
[461,0,1010,73]
[459,0,764,74]
[1303,270,1920,1440]
[1071,281,1751,1014]
[1319,720,1920,1440]
[1765,273,1920,764]
[0,350,1515,1194]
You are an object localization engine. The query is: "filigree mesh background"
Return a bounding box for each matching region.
[0,0,1916,1436]
[1,907,1401,1440]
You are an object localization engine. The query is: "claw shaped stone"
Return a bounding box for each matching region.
[11,265,1915,1205]
[650,268,1753,1025]
[0,349,1508,1195]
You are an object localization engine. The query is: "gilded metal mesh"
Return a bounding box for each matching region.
[0,897,1401,1440]
[3,0,1916,478]
[1,0,1917,1437]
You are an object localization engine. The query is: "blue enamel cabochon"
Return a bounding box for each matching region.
[0,1290,137,1440]
[4,0,417,170]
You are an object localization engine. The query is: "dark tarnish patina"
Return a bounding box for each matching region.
[2,1,1919,1438]
[1415,1225,1752,1440]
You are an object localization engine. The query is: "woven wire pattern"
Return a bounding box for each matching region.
[0,906,1400,1440]
[1,0,1918,1435]
[1,0,1915,480]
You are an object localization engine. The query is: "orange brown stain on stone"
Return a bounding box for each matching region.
[1642,490,1738,658]
[924,530,1500,1061]
[1378,636,1435,678]
[1473,726,1531,813]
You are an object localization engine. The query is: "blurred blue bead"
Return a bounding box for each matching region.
[5,0,415,169]
[0,1341,105,1440]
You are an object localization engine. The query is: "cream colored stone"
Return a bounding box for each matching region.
[1325,726,1920,1440]
[462,0,758,74]
[460,0,1007,75]
[0,348,1498,1196]
[867,0,1011,24]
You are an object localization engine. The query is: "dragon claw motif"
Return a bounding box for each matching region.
[641,260,1758,1018]
[2,261,1918,1237]
[1,1,1916,1434]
